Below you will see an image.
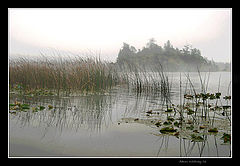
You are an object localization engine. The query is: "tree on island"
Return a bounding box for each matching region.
[116,38,228,72]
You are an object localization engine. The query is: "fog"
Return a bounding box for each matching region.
[9,8,231,63]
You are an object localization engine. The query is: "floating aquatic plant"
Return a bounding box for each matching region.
[39,106,45,111]
[160,127,177,134]
[174,121,180,128]
[208,128,218,133]
[167,116,174,122]
[193,130,199,133]
[222,105,231,109]
[186,124,194,130]
[163,121,172,125]
[221,133,231,143]
[155,122,161,127]
[209,93,216,100]
[146,110,152,114]
[134,118,139,121]
[223,96,231,100]
[199,126,207,129]
[191,134,204,142]
[215,92,221,99]
[174,131,180,137]
[187,108,194,115]
[165,108,173,112]
[9,102,30,111]
[48,105,53,110]
[32,107,39,113]
[195,94,201,98]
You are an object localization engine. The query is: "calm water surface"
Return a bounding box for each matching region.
[9,72,231,157]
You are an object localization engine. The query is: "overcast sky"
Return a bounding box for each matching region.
[9,8,231,62]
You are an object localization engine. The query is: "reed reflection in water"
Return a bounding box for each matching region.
[154,133,231,157]
[10,94,117,135]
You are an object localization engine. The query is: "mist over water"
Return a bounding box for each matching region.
[9,8,231,63]
[9,8,232,158]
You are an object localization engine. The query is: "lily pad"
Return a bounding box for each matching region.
[199,126,207,129]
[48,105,53,110]
[9,103,16,107]
[208,128,218,133]
[155,122,161,127]
[165,108,173,112]
[32,107,39,112]
[160,127,177,134]
[191,134,204,142]
[174,132,180,137]
[209,94,216,100]
[200,93,208,100]
[220,133,231,143]
[174,121,180,127]
[222,105,231,109]
[146,110,152,114]
[215,92,221,99]
[21,104,30,109]
[186,124,194,130]
[193,130,199,133]
[39,106,45,110]
[223,96,231,100]
[134,118,139,121]
[187,109,194,115]
[167,116,174,122]
[163,121,172,125]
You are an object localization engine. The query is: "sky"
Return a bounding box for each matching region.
[9,8,231,62]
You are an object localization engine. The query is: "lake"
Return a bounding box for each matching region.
[9,72,231,157]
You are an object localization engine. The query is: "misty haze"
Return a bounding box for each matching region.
[9,8,232,158]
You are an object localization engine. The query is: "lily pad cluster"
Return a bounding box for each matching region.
[9,102,30,112]
[184,92,231,101]
[160,127,177,134]
[208,128,218,133]
[10,84,56,97]
[130,90,232,144]
[9,101,54,114]
[191,134,204,142]
[220,133,231,143]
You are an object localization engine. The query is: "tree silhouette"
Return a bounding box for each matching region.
[116,39,225,71]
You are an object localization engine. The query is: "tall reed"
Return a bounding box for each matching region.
[116,59,171,103]
[9,55,120,96]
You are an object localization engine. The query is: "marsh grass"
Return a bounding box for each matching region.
[9,55,120,96]
[116,59,172,104]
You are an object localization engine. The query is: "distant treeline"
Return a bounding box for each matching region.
[116,38,230,72]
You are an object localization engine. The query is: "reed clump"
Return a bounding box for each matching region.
[9,55,120,96]
[116,59,171,103]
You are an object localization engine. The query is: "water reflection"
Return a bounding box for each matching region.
[10,89,166,133]
[10,94,116,134]
[154,134,231,157]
